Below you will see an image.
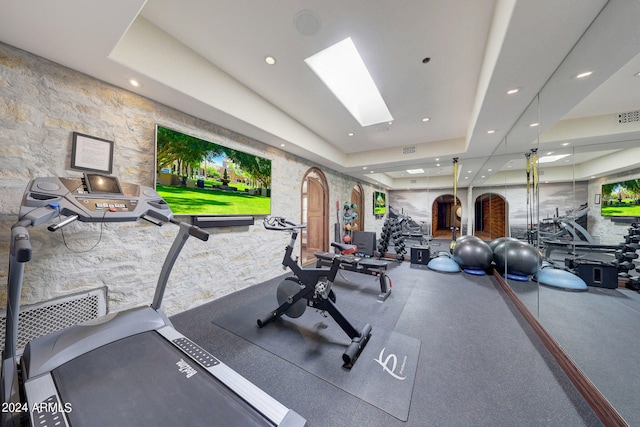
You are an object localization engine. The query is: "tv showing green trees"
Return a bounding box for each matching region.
[155,125,271,216]
[601,179,640,217]
[373,191,386,215]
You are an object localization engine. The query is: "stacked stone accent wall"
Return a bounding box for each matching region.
[0,42,384,316]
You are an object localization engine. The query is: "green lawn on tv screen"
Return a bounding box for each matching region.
[601,203,640,217]
[156,184,270,215]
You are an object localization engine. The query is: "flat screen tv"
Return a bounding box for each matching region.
[155,125,271,216]
[373,191,386,216]
[601,178,640,217]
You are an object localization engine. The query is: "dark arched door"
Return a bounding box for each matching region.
[432,194,462,239]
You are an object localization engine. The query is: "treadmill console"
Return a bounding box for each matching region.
[19,175,173,224]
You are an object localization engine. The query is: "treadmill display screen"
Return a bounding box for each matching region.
[84,173,123,195]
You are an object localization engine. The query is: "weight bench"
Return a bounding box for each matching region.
[315,242,392,302]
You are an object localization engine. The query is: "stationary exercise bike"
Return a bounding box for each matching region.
[257,217,372,368]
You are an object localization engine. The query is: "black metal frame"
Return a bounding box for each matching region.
[257,217,372,368]
[314,244,391,302]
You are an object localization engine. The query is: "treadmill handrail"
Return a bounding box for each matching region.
[151,220,209,310]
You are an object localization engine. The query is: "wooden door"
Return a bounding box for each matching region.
[301,168,328,264]
[350,183,364,232]
[306,177,324,256]
[432,195,461,238]
[475,193,506,240]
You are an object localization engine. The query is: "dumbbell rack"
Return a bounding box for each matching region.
[620,222,640,291]
[377,216,406,261]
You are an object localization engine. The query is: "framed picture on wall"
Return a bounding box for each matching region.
[70,132,114,174]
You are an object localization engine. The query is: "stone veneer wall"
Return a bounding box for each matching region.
[0,42,385,316]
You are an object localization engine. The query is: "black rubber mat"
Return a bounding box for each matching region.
[213,298,421,421]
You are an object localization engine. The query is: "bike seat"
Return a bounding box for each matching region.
[331,241,357,255]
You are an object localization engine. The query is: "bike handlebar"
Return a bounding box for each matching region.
[263,217,306,231]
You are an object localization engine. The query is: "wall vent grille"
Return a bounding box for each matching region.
[0,288,107,351]
[402,146,416,155]
[618,110,640,124]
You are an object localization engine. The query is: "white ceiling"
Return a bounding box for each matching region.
[1,0,639,189]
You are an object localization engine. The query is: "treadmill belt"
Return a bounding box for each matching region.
[52,331,271,427]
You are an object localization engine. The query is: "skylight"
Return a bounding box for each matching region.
[305,37,393,127]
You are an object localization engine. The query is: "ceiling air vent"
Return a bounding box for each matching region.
[402,146,416,155]
[618,110,640,124]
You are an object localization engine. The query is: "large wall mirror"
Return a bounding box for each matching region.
[498,1,640,424]
[387,2,639,422]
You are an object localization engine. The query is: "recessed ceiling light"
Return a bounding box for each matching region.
[487,129,496,134]
[575,71,593,79]
[562,142,570,146]
[363,166,367,170]
[436,163,440,167]
[546,151,554,155]
[421,117,431,122]
[305,37,393,127]
[129,79,142,87]
[406,168,425,174]
[529,122,539,127]
[635,71,640,77]
[265,56,276,65]
[507,88,519,95]
[280,143,285,147]
[488,168,492,172]
[347,132,355,137]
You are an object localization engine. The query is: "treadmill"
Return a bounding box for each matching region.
[1,174,306,427]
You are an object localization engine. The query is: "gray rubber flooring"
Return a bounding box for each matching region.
[171,261,602,426]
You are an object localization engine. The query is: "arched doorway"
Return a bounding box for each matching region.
[432,194,462,239]
[301,168,329,264]
[350,183,364,233]
[474,193,507,240]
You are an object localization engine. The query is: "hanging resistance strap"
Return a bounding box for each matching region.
[450,157,459,251]
[525,152,531,243]
[531,148,538,245]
